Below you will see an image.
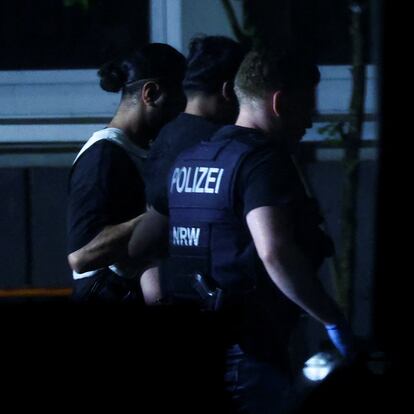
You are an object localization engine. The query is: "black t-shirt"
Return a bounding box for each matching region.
[67,140,146,253]
[211,125,334,269]
[207,125,300,217]
[145,113,221,215]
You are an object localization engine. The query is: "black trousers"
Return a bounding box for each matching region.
[224,343,292,414]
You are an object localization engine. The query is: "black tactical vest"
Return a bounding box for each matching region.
[164,135,260,310]
[164,128,333,304]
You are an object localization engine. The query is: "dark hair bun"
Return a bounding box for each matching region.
[98,44,185,95]
[98,61,127,93]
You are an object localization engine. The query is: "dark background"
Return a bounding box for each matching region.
[0,0,375,70]
[242,0,374,64]
[0,0,149,69]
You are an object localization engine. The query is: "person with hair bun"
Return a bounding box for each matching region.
[67,43,186,303]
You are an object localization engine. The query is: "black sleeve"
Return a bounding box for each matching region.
[145,134,170,216]
[67,142,145,253]
[235,148,296,218]
[235,146,335,269]
[151,190,169,216]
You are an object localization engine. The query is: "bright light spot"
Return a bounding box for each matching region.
[302,352,338,382]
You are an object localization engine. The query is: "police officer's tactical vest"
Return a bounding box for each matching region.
[165,131,332,307]
[164,129,334,363]
[164,133,268,311]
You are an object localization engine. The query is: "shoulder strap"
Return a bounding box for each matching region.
[73,128,147,172]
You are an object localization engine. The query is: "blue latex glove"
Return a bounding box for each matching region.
[325,322,356,358]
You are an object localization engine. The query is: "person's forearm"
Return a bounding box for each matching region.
[247,205,354,356]
[128,208,169,261]
[68,215,142,273]
[260,244,344,326]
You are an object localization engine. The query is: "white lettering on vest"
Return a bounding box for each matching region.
[170,166,224,194]
[205,167,218,193]
[215,168,224,194]
[184,167,193,192]
[173,226,201,246]
[191,167,199,192]
[195,167,208,193]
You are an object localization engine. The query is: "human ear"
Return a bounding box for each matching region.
[272,91,282,117]
[141,81,162,106]
[222,81,236,101]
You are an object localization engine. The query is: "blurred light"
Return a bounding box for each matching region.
[302,351,339,382]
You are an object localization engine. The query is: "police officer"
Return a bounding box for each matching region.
[166,49,356,413]
[67,43,186,303]
[128,35,246,303]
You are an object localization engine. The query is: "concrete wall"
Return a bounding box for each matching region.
[0,168,71,289]
[0,65,378,149]
[305,160,378,339]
